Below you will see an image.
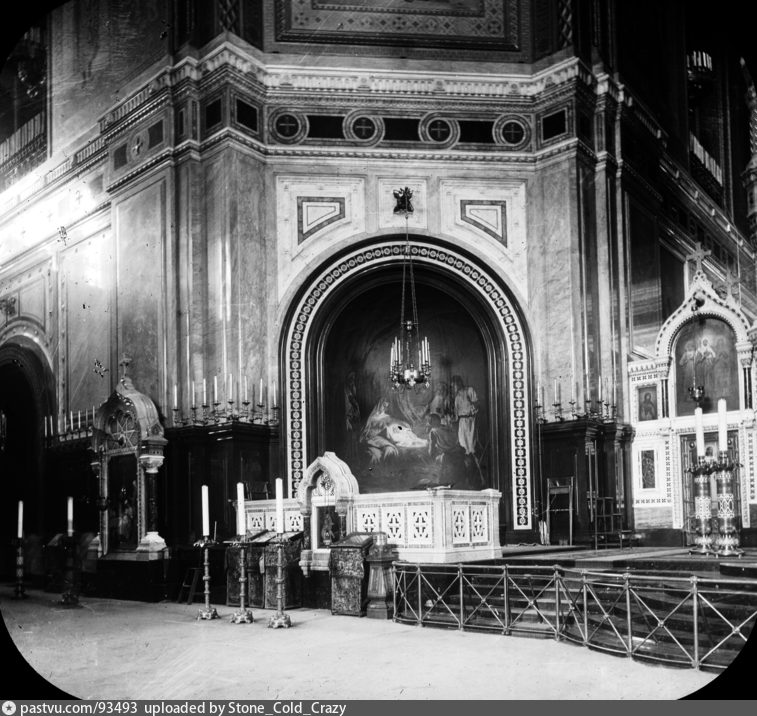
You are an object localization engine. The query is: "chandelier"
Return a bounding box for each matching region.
[390,187,431,390]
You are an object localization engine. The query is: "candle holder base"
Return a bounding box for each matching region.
[58,591,81,607]
[197,606,219,620]
[716,546,744,558]
[230,609,254,624]
[267,611,292,629]
[12,583,27,600]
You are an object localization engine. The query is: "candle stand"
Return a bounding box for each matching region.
[195,536,219,620]
[230,536,254,623]
[12,538,27,600]
[267,535,293,629]
[688,457,717,556]
[714,451,744,557]
[58,534,81,607]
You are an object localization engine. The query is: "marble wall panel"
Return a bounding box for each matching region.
[275,174,366,300]
[232,153,268,389]
[61,231,114,412]
[18,277,46,327]
[439,179,528,300]
[115,179,165,404]
[529,162,580,397]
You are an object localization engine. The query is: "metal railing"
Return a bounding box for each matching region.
[392,562,757,671]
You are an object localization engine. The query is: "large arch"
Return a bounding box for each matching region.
[0,332,55,561]
[280,235,535,531]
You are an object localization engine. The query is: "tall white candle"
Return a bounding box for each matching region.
[17,500,23,539]
[694,407,705,458]
[67,496,74,536]
[236,482,245,536]
[44,417,48,438]
[718,399,728,453]
[275,477,284,534]
[259,378,264,405]
[77,410,81,430]
[203,378,207,405]
[272,382,277,408]
[244,376,248,402]
[228,374,233,402]
[201,485,210,537]
[191,380,196,407]
[173,384,178,409]
[214,375,218,403]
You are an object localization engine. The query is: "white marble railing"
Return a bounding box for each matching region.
[242,488,502,569]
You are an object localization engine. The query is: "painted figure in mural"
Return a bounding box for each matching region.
[452,375,478,455]
[427,412,465,484]
[117,486,135,543]
[360,397,428,465]
[678,340,697,390]
[696,336,718,390]
[427,381,453,425]
[451,375,485,487]
[639,391,657,421]
[344,371,361,462]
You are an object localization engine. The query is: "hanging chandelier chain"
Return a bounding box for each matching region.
[400,217,409,331]
[389,186,430,390]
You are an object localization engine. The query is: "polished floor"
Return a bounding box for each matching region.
[1,581,749,702]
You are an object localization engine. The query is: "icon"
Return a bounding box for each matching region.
[2,702,17,715]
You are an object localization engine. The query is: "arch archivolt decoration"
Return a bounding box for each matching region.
[654,270,752,360]
[283,238,534,530]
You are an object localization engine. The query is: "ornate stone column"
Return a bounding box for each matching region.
[137,434,168,554]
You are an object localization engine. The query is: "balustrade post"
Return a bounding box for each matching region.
[458,564,464,630]
[582,570,588,645]
[554,565,560,639]
[416,564,422,626]
[503,565,510,635]
[392,563,397,621]
[691,576,699,669]
[624,571,633,657]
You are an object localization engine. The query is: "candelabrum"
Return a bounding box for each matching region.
[688,457,717,556]
[46,417,95,445]
[230,536,254,624]
[268,534,293,629]
[713,451,744,557]
[535,400,547,424]
[552,401,564,422]
[174,398,280,428]
[12,537,27,600]
[689,384,705,408]
[58,534,81,607]
[195,536,219,620]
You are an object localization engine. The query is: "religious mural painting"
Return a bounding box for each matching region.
[324,281,489,494]
[674,317,738,416]
[640,449,656,489]
[637,386,658,421]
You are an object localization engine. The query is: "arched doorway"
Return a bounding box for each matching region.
[0,339,53,576]
[281,235,534,535]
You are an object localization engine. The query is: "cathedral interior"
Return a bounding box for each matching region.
[1,0,757,698]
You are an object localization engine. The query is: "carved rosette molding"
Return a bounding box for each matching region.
[283,240,533,530]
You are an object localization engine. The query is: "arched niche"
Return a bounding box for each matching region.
[91,371,167,557]
[296,451,360,574]
[281,235,533,532]
[630,269,754,421]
